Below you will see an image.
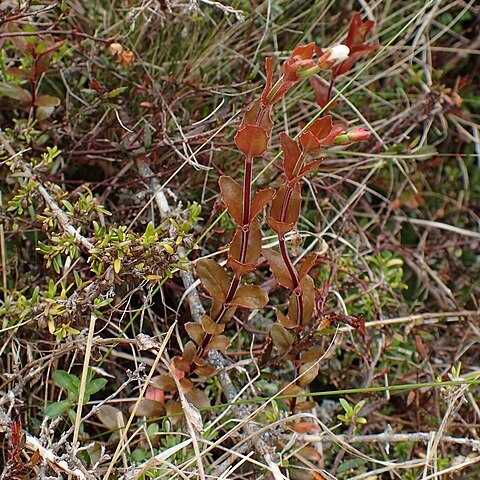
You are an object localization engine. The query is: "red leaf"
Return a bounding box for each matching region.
[269,183,302,226]
[172,355,191,372]
[196,259,230,302]
[297,253,322,280]
[266,218,295,235]
[300,159,323,177]
[206,334,231,351]
[228,219,262,271]
[277,309,296,329]
[280,133,301,180]
[261,56,274,104]
[262,248,295,289]
[309,76,335,109]
[299,116,333,154]
[292,422,320,434]
[200,314,225,335]
[305,116,333,142]
[288,275,315,326]
[219,176,243,224]
[230,284,268,309]
[270,323,294,353]
[235,125,269,158]
[250,188,275,221]
[240,97,273,135]
[282,43,316,82]
[211,301,237,324]
[185,322,205,346]
[346,13,374,46]
[227,257,257,278]
[291,42,316,60]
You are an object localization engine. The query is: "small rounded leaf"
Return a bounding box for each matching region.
[235,125,269,158]
[230,285,268,309]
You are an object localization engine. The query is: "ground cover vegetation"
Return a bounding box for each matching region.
[0,0,479,479]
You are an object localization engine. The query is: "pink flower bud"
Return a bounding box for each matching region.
[347,128,370,142]
[333,128,370,145]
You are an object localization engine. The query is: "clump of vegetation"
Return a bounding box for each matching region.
[1,1,479,480]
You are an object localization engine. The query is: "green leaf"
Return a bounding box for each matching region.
[53,370,78,395]
[45,399,71,419]
[339,398,352,415]
[85,378,107,396]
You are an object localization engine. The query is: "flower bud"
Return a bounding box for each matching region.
[333,128,370,145]
[347,128,370,142]
[318,44,350,68]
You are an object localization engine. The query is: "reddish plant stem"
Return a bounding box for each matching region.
[195,109,269,360]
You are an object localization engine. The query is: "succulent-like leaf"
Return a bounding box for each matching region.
[183,341,197,364]
[219,176,243,224]
[227,257,257,278]
[210,301,237,324]
[309,76,336,109]
[179,378,194,394]
[196,258,230,302]
[288,275,315,326]
[165,400,183,426]
[277,309,296,329]
[300,159,323,177]
[292,422,320,434]
[266,218,295,235]
[300,347,324,364]
[231,284,268,309]
[172,355,191,372]
[241,97,273,135]
[299,116,333,153]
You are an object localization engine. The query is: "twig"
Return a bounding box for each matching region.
[338,309,479,332]
[24,433,89,480]
[72,315,97,452]
[296,431,480,450]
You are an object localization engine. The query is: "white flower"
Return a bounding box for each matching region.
[327,44,350,62]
